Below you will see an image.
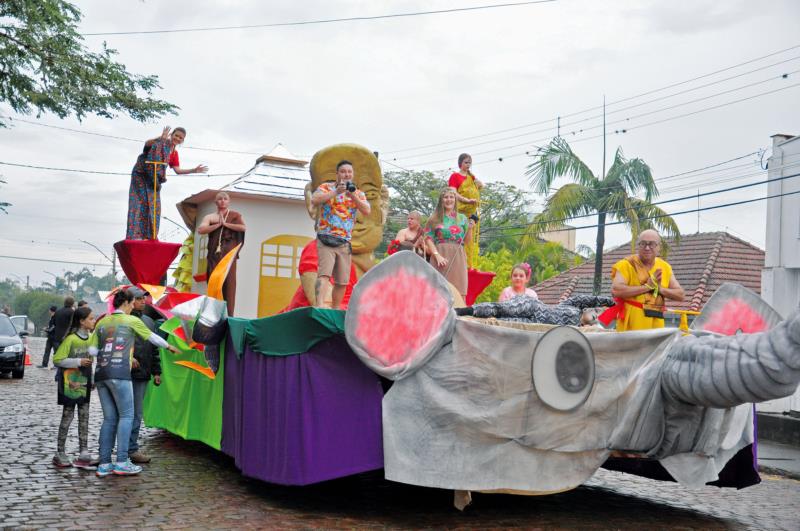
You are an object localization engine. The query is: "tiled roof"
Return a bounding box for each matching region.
[533,232,765,311]
[222,144,309,202]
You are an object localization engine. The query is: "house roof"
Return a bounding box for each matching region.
[533,232,765,311]
[222,144,310,202]
[176,144,310,229]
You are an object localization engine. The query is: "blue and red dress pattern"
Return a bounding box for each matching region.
[126,139,175,240]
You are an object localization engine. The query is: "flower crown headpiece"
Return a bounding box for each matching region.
[515,262,532,278]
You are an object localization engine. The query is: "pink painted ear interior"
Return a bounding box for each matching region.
[352,269,450,368]
[700,298,768,335]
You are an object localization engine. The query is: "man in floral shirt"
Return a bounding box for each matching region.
[311,160,371,309]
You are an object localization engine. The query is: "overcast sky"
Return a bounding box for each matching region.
[2,0,799,287]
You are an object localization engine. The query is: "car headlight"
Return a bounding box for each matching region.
[6,344,23,353]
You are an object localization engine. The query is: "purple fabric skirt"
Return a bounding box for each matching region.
[221,334,384,485]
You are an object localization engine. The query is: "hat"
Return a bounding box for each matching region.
[49,305,57,312]
[126,286,147,299]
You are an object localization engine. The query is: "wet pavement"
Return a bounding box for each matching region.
[1,338,799,529]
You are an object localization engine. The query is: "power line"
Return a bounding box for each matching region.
[486,186,800,240]
[82,1,558,36]
[382,43,800,154]
[0,254,112,267]
[389,57,800,158]
[401,81,800,169]
[482,170,800,234]
[7,118,269,156]
[396,75,797,165]
[0,160,240,177]
[396,66,798,161]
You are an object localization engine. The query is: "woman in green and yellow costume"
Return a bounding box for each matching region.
[448,153,483,268]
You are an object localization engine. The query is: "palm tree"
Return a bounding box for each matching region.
[525,137,680,295]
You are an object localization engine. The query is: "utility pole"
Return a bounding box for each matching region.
[602,95,606,178]
[111,248,117,284]
[697,189,700,234]
[80,240,117,286]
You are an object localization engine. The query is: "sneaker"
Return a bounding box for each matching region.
[95,463,114,477]
[52,452,72,468]
[129,451,151,464]
[37,364,47,368]
[73,453,98,470]
[113,460,142,476]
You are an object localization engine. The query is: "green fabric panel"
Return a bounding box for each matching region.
[142,317,224,450]
[227,317,249,357]
[241,307,345,356]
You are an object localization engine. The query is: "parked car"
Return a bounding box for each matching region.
[0,313,27,379]
[10,315,35,335]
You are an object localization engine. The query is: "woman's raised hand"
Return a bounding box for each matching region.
[160,126,171,140]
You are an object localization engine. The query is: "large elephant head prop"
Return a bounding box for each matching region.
[344,252,800,494]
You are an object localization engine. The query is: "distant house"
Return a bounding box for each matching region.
[533,232,765,319]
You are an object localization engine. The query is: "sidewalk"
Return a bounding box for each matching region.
[757,439,800,480]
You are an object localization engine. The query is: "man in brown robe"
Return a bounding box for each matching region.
[197,191,246,315]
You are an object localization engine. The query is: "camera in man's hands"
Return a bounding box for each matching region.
[469,213,480,223]
[346,182,357,193]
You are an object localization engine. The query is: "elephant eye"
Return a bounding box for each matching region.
[532,326,595,411]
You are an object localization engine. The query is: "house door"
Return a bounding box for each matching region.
[257,235,312,317]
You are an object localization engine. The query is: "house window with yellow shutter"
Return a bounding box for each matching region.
[197,234,209,278]
[258,235,312,317]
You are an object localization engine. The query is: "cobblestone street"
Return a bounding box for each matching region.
[1,338,798,530]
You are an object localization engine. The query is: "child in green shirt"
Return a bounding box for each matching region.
[52,306,97,469]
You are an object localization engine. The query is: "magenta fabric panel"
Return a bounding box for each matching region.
[221,334,384,485]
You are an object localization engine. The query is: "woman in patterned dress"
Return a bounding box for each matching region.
[126,126,208,240]
[424,187,475,299]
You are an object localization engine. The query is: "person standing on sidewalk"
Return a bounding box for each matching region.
[43,297,75,368]
[39,306,57,368]
[128,287,162,464]
[51,306,97,469]
[88,290,178,477]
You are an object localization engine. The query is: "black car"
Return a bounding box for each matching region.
[0,313,27,379]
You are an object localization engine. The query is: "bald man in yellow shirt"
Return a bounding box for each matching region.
[602,229,685,331]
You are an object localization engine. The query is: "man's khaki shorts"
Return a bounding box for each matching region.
[317,239,351,285]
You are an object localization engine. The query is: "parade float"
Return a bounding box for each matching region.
[118,143,800,505]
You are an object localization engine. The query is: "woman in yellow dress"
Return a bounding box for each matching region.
[448,153,483,268]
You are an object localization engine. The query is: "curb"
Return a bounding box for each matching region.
[758,464,800,481]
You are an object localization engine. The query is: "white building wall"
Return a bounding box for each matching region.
[192,195,315,319]
[759,134,800,414]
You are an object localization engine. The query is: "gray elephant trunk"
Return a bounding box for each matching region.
[661,309,800,408]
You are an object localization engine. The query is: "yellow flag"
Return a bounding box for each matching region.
[207,243,242,300]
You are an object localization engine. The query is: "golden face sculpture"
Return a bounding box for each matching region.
[309,144,388,275]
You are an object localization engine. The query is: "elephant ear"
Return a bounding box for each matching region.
[692,282,783,335]
[344,251,455,380]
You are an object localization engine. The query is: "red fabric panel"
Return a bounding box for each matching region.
[114,239,181,285]
[466,269,496,305]
[448,172,466,190]
[169,150,179,168]
[280,239,357,312]
[156,292,201,311]
[298,239,319,275]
